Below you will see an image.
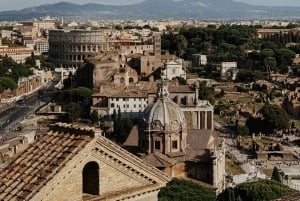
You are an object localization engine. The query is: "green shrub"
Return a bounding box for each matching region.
[159,178,216,201]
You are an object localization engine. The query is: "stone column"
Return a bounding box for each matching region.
[205,111,207,129]
[168,134,171,153]
[198,111,200,129]
[148,132,152,154]
[212,155,218,188]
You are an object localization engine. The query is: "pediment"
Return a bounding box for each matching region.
[88,135,170,200]
[0,123,169,201]
[93,136,170,184]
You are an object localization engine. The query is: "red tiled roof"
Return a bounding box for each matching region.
[168,85,195,93]
[273,191,300,201]
[110,90,148,98]
[0,123,94,201]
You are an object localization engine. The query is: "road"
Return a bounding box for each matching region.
[0,89,48,144]
[0,93,40,129]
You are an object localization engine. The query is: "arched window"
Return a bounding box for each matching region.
[82,161,99,195]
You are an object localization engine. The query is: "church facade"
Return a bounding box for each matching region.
[0,123,170,201]
[126,81,226,193]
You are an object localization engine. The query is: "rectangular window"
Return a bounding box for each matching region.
[172,140,178,149]
[155,141,161,150]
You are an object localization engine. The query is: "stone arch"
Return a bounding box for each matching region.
[82,161,99,195]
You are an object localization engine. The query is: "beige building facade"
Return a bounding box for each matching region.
[0,46,34,63]
[0,123,170,201]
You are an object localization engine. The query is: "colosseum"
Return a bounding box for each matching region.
[48,29,108,68]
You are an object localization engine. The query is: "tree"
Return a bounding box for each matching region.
[0,77,17,92]
[264,57,276,80]
[113,118,134,143]
[198,81,215,104]
[271,166,282,183]
[275,48,296,66]
[236,69,264,82]
[217,187,236,201]
[71,87,93,102]
[65,102,81,123]
[174,35,188,57]
[259,104,290,133]
[0,55,33,82]
[236,125,249,136]
[175,77,187,85]
[159,178,216,201]
[246,117,265,134]
[217,179,292,201]
[25,52,36,66]
[90,110,99,124]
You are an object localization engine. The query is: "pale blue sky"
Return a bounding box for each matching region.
[0,0,300,11]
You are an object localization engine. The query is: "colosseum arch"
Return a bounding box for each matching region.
[82,161,99,195]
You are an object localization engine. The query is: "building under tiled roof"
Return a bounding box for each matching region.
[0,123,94,201]
[273,191,300,201]
[168,85,195,93]
[0,123,170,201]
[110,89,148,98]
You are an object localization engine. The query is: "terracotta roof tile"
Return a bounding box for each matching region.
[273,191,300,201]
[0,123,94,200]
[168,85,195,93]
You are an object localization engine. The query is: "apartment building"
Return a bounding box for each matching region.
[0,46,34,63]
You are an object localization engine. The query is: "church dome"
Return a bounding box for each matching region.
[143,82,185,131]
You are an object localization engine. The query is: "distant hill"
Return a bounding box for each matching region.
[0,0,300,21]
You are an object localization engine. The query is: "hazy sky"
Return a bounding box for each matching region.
[1,0,300,11]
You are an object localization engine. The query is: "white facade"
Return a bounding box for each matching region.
[36,40,49,53]
[181,100,214,130]
[200,55,207,65]
[192,54,207,66]
[0,30,13,39]
[163,60,186,80]
[220,62,238,81]
[108,96,148,118]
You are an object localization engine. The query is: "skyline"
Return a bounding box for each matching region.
[1,0,300,12]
